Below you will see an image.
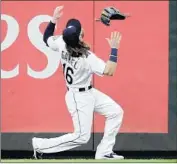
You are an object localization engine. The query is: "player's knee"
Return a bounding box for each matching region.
[75,132,91,144]
[73,131,81,139]
[79,132,91,144]
[111,104,124,120]
[116,104,124,116]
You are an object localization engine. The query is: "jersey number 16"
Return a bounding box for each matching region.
[63,64,74,85]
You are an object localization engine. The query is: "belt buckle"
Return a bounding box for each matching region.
[79,88,85,92]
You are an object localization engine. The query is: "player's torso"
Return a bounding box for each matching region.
[57,36,93,88]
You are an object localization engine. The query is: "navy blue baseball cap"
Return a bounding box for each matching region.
[62,19,81,48]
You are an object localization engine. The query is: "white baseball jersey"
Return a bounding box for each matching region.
[47,35,106,88]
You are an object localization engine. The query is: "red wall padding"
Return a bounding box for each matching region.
[1,1,168,133]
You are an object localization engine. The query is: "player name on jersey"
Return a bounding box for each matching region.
[61,50,80,70]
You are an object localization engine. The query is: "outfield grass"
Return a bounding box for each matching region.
[1,159,177,163]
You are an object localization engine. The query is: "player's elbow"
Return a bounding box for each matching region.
[103,61,117,76]
[43,35,48,46]
[104,71,114,76]
[109,72,114,76]
[43,35,46,43]
[103,67,115,76]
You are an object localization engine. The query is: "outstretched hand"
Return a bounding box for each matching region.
[51,6,64,24]
[106,32,122,49]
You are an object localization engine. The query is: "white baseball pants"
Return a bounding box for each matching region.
[33,88,124,157]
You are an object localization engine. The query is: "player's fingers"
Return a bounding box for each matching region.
[55,6,62,13]
[111,32,116,48]
[116,32,120,41]
[58,11,63,17]
[113,32,119,45]
[57,6,64,11]
[118,34,122,43]
[114,32,118,41]
[111,32,113,41]
[116,34,122,48]
[113,31,117,39]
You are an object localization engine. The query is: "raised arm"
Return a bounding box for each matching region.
[43,6,63,49]
[43,21,56,46]
[103,32,122,76]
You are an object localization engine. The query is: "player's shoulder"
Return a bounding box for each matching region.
[85,50,100,64]
[87,50,95,57]
[87,50,98,59]
[52,35,64,43]
[51,35,66,48]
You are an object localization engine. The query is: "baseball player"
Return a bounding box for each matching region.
[32,6,124,160]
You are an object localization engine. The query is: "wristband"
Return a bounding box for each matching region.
[111,48,118,57]
[109,48,118,62]
[109,55,117,62]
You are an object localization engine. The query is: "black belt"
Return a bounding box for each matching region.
[67,85,92,92]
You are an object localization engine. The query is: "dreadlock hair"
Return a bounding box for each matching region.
[66,41,91,58]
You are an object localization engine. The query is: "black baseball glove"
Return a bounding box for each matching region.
[97,7,129,26]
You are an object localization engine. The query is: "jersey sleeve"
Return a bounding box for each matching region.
[47,35,60,51]
[87,52,106,76]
